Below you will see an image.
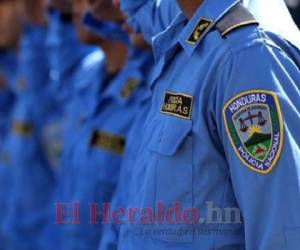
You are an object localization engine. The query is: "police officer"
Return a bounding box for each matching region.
[112,0,300,249]
[55,1,153,250]
[0,0,22,246]
[1,1,58,249]
[0,0,20,142]
[93,1,156,248]
[39,1,105,249]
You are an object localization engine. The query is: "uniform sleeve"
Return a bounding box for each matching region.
[98,195,122,250]
[120,0,180,43]
[216,42,300,249]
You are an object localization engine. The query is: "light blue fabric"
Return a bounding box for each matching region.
[2,24,56,250]
[118,0,300,249]
[0,50,16,141]
[46,8,95,104]
[0,49,17,248]
[39,9,102,250]
[60,47,153,250]
[98,89,152,250]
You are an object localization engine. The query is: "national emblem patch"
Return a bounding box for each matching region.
[223,90,284,174]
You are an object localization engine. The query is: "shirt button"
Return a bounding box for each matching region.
[157,132,163,142]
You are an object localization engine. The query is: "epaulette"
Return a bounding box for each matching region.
[216,3,259,38]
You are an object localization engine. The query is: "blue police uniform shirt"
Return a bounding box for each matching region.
[45,11,103,201]
[39,11,103,250]
[98,61,153,250]
[61,47,153,250]
[43,9,96,171]
[55,49,105,212]
[2,24,56,250]
[0,50,16,137]
[47,8,95,105]
[0,49,17,92]
[0,50,16,161]
[118,0,300,249]
[119,0,180,44]
[40,49,107,250]
[0,49,17,247]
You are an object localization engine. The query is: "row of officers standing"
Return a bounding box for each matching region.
[0,0,300,250]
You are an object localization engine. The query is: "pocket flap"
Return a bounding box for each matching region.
[148,118,192,156]
[285,227,300,249]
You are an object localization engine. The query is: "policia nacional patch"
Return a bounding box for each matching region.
[223,90,284,174]
[161,91,193,119]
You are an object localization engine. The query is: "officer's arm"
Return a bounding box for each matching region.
[215,43,300,249]
[119,0,180,43]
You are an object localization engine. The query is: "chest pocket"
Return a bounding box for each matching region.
[147,117,194,243]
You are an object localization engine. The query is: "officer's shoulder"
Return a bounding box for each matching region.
[207,4,277,56]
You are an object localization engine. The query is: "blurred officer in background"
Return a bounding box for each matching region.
[0,0,20,154]
[42,0,99,181]
[1,1,57,250]
[285,0,300,28]
[0,0,22,246]
[40,0,104,249]
[111,0,300,249]
[50,0,153,249]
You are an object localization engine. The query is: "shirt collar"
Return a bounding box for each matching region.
[179,0,241,56]
[152,12,187,63]
[152,0,241,61]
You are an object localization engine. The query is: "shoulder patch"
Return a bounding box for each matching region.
[186,18,213,45]
[90,130,125,155]
[216,3,258,38]
[223,90,284,174]
[161,91,193,120]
